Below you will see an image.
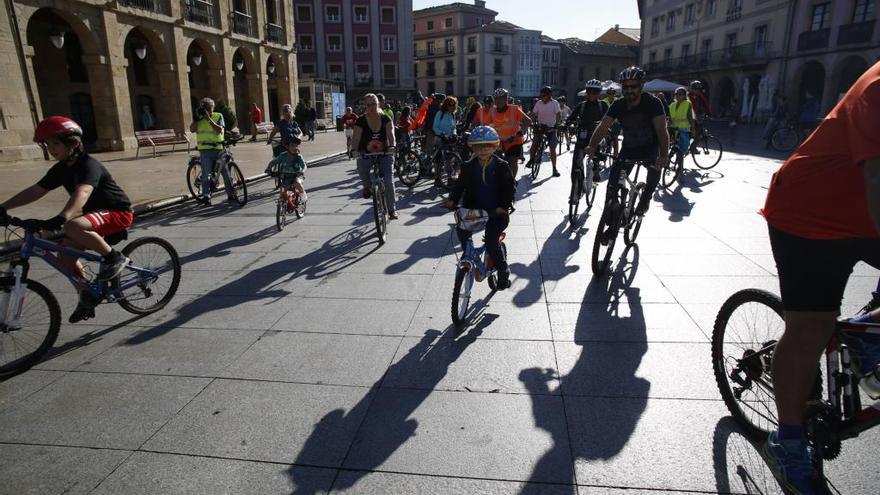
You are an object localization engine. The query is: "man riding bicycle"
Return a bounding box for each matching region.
[558,96,572,152]
[486,88,531,179]
[760,60,880,495]
[669,87,696,167]
[0,116,133,323]
[567,79,610,187]
[190,97,235,205]
[528,86,562,178]
[586,66,669,218]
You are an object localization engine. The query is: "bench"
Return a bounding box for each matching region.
[255,122,274,138]
[135,129,190,158]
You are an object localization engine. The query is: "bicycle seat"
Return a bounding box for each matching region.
[104,230,129,246]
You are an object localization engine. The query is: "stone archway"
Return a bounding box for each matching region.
[265,53,291,123]
[795,60,825,109]
[717,76,735,118]
[186,39,224,117]
[231,47,258,133]
[831,55,868,105]
[123,26,181,132]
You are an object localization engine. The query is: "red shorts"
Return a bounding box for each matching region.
[83,210,134,236]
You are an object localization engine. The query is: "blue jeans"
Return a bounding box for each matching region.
[199,150,233,199]
[357,155,396,214]
[675,129,690,164]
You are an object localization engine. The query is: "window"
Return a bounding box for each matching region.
[467,37,476,52]
[706,0,717,16]
[383,64,397,85]
[651,17,659,36]
[810,2,831,30]
[467,79,476,95]
[413,63,418,77]
[427,20,434,31]
[381,6,395,23]
[649,51,657,63]
[609,67,616,79]
[494,58,502,74]
[445,38,454,53]
[663,47,672,60]
[853,0,875,22]
[426,41,435,55]
[467,58,476,74]
[296,5,312,22]
[754,25,768,49]
[354,5,368,23]
[427,61,436,77]
[493,36,503,51]
[494,79,501,90]
[355,35,369,51]
[700,38,712,60]
[595,67,601,78]
[684,4,695,27]
[328,64,343,79]
[444,60,454,75]
[681,43,691,59]
[300,63,315,75]
[325,5,340,22]
[445,17,452,28]
[298,34,314,51]
[726,32,737,49]
[445,80,454,95]
[666,10,676,31]
[327,35,342,51]
[382,35,396,52]
[427,81,436,94]
[356,63,370,79]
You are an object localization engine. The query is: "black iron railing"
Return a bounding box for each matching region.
[119,0,171,15]
[232,10,256,37]
[797,29,830,51]
[648,42,774,75]
[184,0,216,27]
[838,20,875,45]
[266,23,285,44]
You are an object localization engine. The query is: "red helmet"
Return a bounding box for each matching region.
[33,116,83,143]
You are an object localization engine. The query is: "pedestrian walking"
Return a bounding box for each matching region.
[249,102,262,142]
[306,107,317,141]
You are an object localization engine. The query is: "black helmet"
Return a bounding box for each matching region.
[689,80,703,90]
[540,86,553,95]
[617,66,647,83]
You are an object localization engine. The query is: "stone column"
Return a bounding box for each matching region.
[168,26,194,132]
[154,62,187,133]
[94,11,137,150]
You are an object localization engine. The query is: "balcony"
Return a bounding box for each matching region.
[838,20,875,45]
[415,48,454,58]
[797,28,830,51]
[725,6,742,22]
[118,0,171,15]
[328,72,344,81]
[355,75,373,88]
[265,23,285,44]
[383,78,398,87]
[184,0,216,27]
[649,42,774,75]
[232,10,257,37]
[490,44,510,54]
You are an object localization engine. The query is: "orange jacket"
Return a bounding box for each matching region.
[488,105,527,149]
[413,97,433,129]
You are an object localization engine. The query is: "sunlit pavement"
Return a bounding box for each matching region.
[1,136,878,494]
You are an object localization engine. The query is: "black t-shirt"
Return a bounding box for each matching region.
[607,93,666,159]
[37,154,131,212]
[569,100,609,135]
[356,114,392,153]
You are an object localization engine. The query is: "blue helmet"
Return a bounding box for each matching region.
[468,125,500,146]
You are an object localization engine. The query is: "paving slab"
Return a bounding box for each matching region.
[0,444,130,495]
[406,300,554,341]
[546,302,706,343]
[272,297,419,336]
[0,370,66,412]
[330,470,576,494]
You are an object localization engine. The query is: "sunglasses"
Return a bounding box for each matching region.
[586,89,601,94]
[622,83,642,90]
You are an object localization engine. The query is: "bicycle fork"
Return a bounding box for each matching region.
[1,265,27,330]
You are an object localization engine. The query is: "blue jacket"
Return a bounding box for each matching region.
[433,111,456,137]
[268,151,306,176]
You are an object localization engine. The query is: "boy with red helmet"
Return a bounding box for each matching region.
[0,116,133,323]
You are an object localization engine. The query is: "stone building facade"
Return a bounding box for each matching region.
[557,38,639,101]
[1,0,299,161]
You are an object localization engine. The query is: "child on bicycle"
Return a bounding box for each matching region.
[443,126,516,289]
[265,136,307,203]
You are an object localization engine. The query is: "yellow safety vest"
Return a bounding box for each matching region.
[669,100,693,130]
[196,112,224,151]
[603,96,616,108]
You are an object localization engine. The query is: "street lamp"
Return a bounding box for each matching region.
[49,31,65,49]
[191,53,203,66]
[267,60,275,74]
[234,55,244,71]
[134,43,147,60]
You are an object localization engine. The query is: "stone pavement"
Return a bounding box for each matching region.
[1,136,878,494]
[0,130,348,220]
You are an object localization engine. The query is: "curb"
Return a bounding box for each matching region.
[132,151,348,217]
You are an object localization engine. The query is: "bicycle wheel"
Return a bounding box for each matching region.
[624,183,646,246]
[372,183,387,245]
[397,150,422,188]
[712,289,784,442]
[770,127,798,153]
[662,149,682,190]
[529,144,542,180]
[276,199,287,231]
[186,159,204,201]
[0,277,61,377]
[591,204,618,275]
[568,169,582,225]
[451,266,474,327]
[585,165,597,210]
[440,152,464,190]
[487,242,507,291]
[691,135,723,169]
[116,237,181,315]
[226,162,248,206]
[294,194,306,219]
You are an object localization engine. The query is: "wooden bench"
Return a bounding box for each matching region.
[255,122,274,138]
[135,129,190,158]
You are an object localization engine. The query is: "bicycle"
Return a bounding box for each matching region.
[712,278,880,490]
[429,135,464,190]
[558,122,575,155]
[450,208,508,328]
[396,134,429,189]
[662,129,687,190]
[591,158,650,275]
[568,145,599,225]
[526,124,555,180]
[689,122,723,170]
[274,172,307,231]
[0,216,181,377]
[769,120,815,153]
[362,152,394,245]
[186,135,248,206]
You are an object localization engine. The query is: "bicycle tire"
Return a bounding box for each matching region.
[372,183,387,245]
[276,199,287,231]
[397,150,422,188]
[294,194,306,219]
[585,165,597,211]
[529,141,542,180]
[691,135,723,169]
[569,168,582,224]
[624,184,645,246]
[591,204,618,276]
[117,237,181,315]
[0,277,61,377]
[711,289,784,442]
[451,266,474,327]
[662,150,682,190]
[441,152,464,190]
[487,243,507,292]
[770,127,798,153]
[186,159,205,202]
[227,162,248,206]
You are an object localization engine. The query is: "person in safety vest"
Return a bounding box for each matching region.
[668,87,696,167]
[189,97,236,205]
[487,88,531,179]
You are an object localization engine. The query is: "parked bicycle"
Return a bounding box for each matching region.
[769,120,815,153]
[363,152,393,244]
[591,159,649,275]
[186,135,248,206]
[712,278,880,489]
[526,124,556,180]
[0,216,181,376]
[274,172,307,231]
[450,208,508,327]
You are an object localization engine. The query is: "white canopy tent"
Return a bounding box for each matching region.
[577,81,621,96]
[643,79,684,92]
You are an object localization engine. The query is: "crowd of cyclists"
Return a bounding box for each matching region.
[1,60,878,495]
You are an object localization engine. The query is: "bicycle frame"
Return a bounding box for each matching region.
[824,321,880,441]
[610,159,645,221]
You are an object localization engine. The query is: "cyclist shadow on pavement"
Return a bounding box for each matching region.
[384,230,454,275]
[711,416,785,494]
[286,309,499,494]
[655,184,696,223]
[510,219,584,308]
[518,246,650,493]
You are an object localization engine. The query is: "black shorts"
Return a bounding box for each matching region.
[503,145,524,161]
[769,225,880,312]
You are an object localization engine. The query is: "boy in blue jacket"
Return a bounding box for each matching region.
[265,136,307,201]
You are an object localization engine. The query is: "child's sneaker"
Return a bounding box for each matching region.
[763,431,831,495]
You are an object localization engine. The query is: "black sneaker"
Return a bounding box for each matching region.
[552,170,561,177]
[525,162,533,169]
[69,290,99,324]
[496,267,511,291]
[635,202,649,217]
[97,250,130,281]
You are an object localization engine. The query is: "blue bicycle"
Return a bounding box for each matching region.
[0,216,181,376]
[451,208,508,327]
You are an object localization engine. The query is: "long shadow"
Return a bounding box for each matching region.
[384,229,454,275]
[712,416,785,494]
[286,308,498,494]
[518,246,649,492]
[511,218,586,308]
